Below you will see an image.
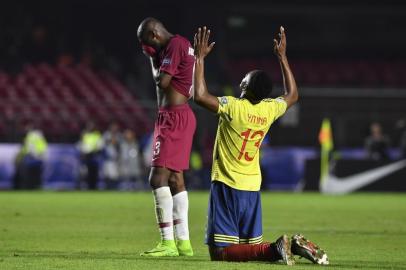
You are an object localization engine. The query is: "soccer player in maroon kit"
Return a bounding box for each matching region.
[137,18,195,257]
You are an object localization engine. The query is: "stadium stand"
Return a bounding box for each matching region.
[0,63,150,142]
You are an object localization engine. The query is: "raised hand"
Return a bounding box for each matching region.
[273,26,287,60]
[274,26,298,109]
[194,26,215,59]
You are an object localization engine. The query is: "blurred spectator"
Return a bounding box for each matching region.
[13,123,48,189]
[57,53,74,67]
[119,129,144,190]
[400,126,406,159]
[22,25,55,64]
[364,122,390,161]
[185,148,204,189]
[103,122,122,145]
[78,122,103,190]
[102,133,120,190]
[222,84,234,96]
[101,122,122,189]
[395,119,406,159]
[142,133,154,168]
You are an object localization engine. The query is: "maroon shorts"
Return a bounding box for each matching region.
[151,103,196,172]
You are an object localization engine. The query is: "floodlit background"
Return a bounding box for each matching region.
[1,1,406,270]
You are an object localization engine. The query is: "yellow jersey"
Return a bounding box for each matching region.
[211,96,287,191]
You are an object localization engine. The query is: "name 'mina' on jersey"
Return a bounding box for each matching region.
[211,96,287,191]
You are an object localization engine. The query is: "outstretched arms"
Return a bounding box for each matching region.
[192,27,219,113]
[192,26,297,112]
[273,26,298,108]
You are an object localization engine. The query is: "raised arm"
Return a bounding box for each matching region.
[192,27,219,113]
[148,57,172,89]
[148,56,160,80]
[273,26,298,108]
[142,45,172,89]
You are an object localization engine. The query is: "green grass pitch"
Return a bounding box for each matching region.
[0,191,405,270]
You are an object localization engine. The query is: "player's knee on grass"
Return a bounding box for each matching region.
[168,172,186,194]
[208,246,225,261]
[148,167,171,189]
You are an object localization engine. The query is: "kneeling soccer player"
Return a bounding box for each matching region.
[192,26,329,265]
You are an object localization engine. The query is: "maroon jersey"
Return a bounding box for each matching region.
[158,35,194,98]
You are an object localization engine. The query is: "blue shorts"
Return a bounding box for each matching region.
[205,181,263,247]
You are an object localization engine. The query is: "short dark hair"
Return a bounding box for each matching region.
[137,17,163,40]
[247,70,273,100]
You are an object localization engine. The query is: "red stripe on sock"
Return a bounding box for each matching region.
[222,242,278,262]
[173,219,182,225]
[158,222,172,228]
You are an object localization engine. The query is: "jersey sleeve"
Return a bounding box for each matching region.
[159,39,183,76]
[269,97,288,121]
[216,96,236,121]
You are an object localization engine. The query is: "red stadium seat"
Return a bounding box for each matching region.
[0,64,150,141]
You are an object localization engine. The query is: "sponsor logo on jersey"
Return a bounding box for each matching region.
[162,58,171,65]
[220,97,228,105]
